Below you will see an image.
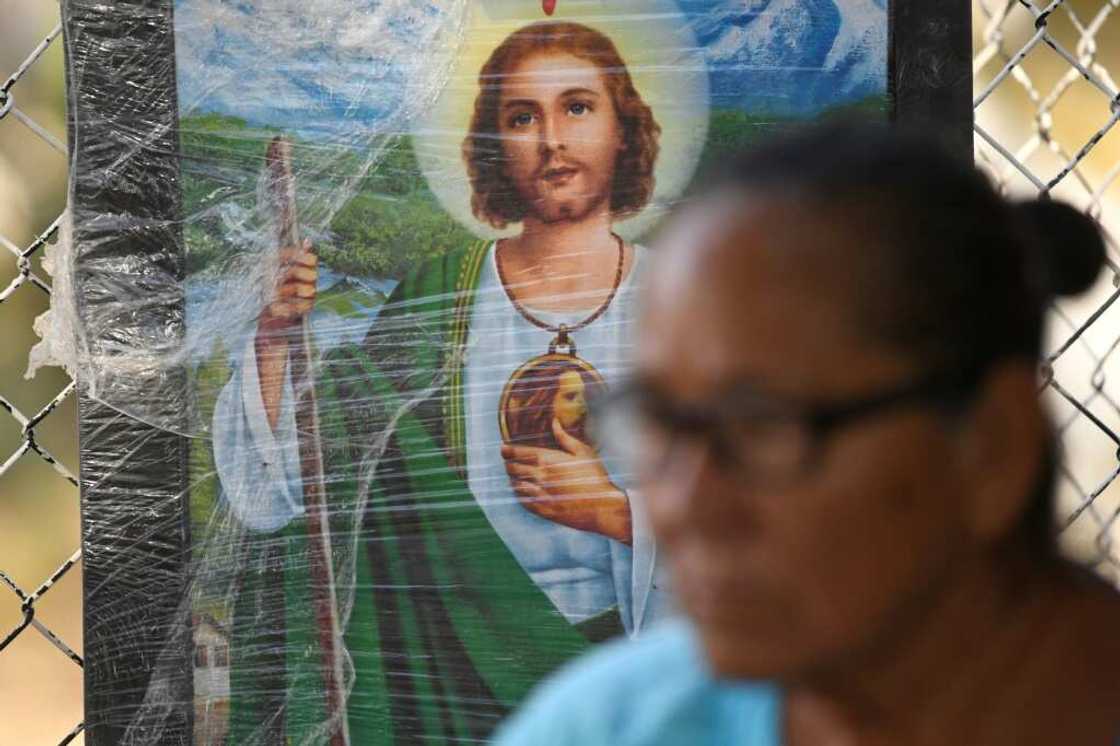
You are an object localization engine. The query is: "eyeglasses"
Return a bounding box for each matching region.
[590,369,983,487]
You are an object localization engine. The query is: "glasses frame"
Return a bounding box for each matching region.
[594,366,986,484]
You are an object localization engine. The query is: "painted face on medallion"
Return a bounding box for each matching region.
[502,358,605,449]
[553,368,589,433]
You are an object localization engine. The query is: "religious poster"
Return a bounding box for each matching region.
[57,0,929,743]
[171,1,893,743]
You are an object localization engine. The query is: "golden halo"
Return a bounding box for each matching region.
[412,0,710,241]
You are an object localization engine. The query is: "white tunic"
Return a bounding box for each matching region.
[461,244,664,633]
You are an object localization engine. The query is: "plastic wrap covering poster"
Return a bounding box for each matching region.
[177,1,888,743]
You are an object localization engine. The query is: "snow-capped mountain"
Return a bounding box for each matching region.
[681,0,888,115]
[174,0,888,134]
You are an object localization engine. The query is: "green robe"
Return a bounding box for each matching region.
[229,241,619,744]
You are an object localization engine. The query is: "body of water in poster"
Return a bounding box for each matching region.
[174,1,889,743]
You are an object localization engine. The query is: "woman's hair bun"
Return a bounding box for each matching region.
[1014,199,1107,297]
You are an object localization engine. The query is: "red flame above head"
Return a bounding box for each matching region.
[543,0,557,15]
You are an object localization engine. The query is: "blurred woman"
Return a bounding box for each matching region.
[493,122,1120,745]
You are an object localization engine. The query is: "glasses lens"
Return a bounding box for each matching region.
[593,387,816,486]
[590,388,673,481]
[725,417,813,482]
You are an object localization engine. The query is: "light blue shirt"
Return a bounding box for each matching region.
[492,620,782,746]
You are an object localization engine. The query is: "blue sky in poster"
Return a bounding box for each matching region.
[174,0,887,137]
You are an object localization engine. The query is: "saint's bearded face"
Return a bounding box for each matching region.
[497,51,625,225]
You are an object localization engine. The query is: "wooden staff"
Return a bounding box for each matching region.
[265,135,350,746]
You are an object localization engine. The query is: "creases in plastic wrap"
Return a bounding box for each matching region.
[27,211,78,382]
[41,1,469,436]
[52,1,893,743]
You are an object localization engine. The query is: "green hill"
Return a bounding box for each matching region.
[178,98,887,276]
[316,277,389,318]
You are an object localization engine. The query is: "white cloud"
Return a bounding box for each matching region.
[174,0,466,138]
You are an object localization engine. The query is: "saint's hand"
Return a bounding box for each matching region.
[501,418,633,545]
[255,239,318,430]
[259,239,318,330]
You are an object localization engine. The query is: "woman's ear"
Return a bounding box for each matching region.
[954,361,1048,545]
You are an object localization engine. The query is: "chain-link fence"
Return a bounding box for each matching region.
[2,1,1120,743]
[0,2,83,744]
[974,0,1120,578]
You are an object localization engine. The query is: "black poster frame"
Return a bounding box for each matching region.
[63,1,972,743]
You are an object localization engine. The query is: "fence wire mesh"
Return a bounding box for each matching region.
[0,3,83,744]
[1,1,1119,743]
[974,0,1120,579]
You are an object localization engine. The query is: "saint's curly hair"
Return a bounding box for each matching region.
[462,21,661,229]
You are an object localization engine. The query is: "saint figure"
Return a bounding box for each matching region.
[213,20,671,744]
